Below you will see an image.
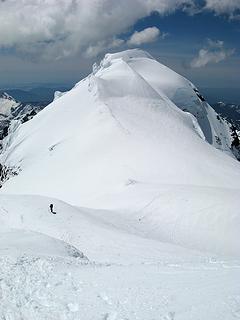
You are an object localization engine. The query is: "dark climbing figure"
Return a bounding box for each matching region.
[50,203,56,214]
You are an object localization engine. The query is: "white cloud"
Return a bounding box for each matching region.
[127,27,162,46]
[0,0,238,61]
[204,0,240,17]
[0,0,192,60]
[85,38,124,58]
[85,27,165,58]
[190,39,235,68]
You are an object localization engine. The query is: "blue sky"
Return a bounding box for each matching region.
[0,1,239,90]
[128,11,240,88]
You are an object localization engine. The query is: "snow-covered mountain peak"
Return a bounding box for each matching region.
[1,49,240,197]
[1,49,240,256]
[100,49,154,66]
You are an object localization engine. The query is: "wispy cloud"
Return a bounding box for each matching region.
[190,39,235,68]
[204,0,240,18]
[85,38,125,58]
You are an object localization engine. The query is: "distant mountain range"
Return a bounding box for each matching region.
[0,86,71,104]
[199,87,240,105]
[1,85,239,106]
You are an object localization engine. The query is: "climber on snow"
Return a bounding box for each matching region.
[50,203,56,214]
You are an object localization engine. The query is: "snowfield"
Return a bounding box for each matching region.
[0,195,240,319]
[0,49,240,319]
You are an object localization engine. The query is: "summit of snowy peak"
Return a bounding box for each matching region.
[103,48,154,63]
[106,49,238,157]
[90,49,239,159]
[94,49,155,73]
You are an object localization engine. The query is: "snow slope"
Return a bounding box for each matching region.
[0,194,240,320]
[0,194,214,264]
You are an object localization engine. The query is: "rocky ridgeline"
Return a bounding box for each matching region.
[0,92,44,142]
[0,92,45,184]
